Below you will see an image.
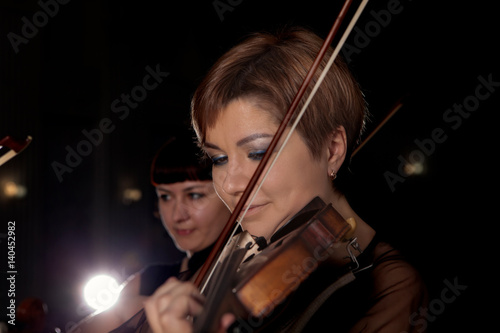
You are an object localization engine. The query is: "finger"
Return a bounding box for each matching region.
[148,278,200,313]
[153,277,205,304]
[219,313,236,332]
[144,279,204,333]
[144,277,183,328]
[145,293,203,333]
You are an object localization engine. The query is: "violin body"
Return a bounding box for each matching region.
[194,197,355,332]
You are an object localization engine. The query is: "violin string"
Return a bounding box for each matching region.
[237,0,370,233]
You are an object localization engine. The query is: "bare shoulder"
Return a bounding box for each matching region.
[120,271,142,297]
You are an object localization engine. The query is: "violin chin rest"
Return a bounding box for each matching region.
[343,217,357,240]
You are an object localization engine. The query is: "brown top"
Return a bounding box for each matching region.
[221,234,428,332]
[350,241,428,332]
[294,238,429,333]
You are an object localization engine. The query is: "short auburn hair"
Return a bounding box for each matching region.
[191,27,367,161]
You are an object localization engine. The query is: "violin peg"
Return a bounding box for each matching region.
[343,217,357,240]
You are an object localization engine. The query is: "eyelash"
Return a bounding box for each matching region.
[210,150,267,166]
[211,155,227,166]
[249,150,266,160]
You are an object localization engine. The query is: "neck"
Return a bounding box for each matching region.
[180,256,189,272]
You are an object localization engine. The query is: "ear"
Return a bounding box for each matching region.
[326,126,347,176]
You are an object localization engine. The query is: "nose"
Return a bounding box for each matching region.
[172,200,189,223]
[218,162,249,198]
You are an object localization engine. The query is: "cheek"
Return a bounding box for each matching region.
[211,169,225,191]
[158,203,172,226]
[269,149,325,201]
[200,202,227,226]
[268,151,306,188]
[191,208,209,226]
[197,205,229,239]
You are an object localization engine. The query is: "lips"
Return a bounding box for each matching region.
[240,203,267,218]
[175,228,194,236]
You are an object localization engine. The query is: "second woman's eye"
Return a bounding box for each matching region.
[158,193,171,201]
[188,192,205,200]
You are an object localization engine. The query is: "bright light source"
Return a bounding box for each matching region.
[3,181,27,198]
[122,188,142,204]
[403,162,424,176]
[83,275,122,312]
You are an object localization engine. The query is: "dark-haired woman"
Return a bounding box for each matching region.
[70,134,230,333]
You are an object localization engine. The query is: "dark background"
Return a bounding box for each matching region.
[0,0,498,331]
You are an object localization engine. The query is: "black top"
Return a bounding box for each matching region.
[110,244,215,333]
[138,244,215,296]
[139,263,181,296]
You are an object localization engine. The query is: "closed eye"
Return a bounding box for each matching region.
[211,154,228,166]
[248,150,266,161]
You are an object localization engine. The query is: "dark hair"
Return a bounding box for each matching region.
[191,27,367,161]
[150,131,212,185]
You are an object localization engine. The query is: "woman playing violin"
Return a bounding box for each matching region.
[144,27,428,333]
[70,133,230,332]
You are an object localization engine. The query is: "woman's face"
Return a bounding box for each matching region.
[156,180,230,255]
[203,98,333,240]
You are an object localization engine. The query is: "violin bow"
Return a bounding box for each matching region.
[195,0,370,291]
[0,136,32,167]
[352,97,405,157]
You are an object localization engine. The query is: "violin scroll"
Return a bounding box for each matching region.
[0,135,32,166]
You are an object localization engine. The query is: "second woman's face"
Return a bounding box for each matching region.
[204,98,333,240]
[156,180,230,255]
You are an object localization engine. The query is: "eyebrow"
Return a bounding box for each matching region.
[182,185,208,192]
[156,185,208,193]
[204,133,274,150]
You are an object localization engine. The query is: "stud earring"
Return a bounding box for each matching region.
[330,169,337,181]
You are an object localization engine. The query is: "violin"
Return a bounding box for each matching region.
[0,135,32,166]
[194,197,359,332]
